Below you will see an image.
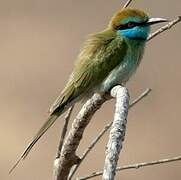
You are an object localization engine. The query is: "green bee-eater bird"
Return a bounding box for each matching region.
[10,8,167,172]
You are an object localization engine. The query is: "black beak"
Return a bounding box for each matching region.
[147,17,168,25]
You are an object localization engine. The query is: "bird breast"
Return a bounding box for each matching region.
[99,43,145,93]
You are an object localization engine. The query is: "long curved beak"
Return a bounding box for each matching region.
[147,17,168,25]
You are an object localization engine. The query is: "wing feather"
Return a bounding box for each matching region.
[49,30,127,113]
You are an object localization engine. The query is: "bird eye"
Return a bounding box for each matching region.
[127,22,135,28]
[116,22,136,31]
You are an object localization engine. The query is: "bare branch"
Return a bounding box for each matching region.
[56,106,74,158]
[68,122,111,180]
[69,18,181,178]
[123,0,133,9]
[147,16,181,41]
[69,88,151,179]
[53,93,109,180]
[53,106,74,179]
[75,17,181,178]
[102,85,130,180]
[53,11,180,180]
[129,88,151,108]
[77,156,181,180]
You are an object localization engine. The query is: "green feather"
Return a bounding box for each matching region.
[10,8,151,173]
[50,29,127,112]
[10,28,127,173]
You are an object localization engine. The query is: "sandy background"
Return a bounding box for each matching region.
[1,0,181,179]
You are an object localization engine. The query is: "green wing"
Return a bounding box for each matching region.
[49,29,127,113]
[9,30,128,173]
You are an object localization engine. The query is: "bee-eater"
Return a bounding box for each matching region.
[10,8,167,172]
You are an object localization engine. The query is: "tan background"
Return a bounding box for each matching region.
[1,0,181,179]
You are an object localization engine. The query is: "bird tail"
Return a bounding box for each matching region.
[9,110,63,174]
[9,83,77,174]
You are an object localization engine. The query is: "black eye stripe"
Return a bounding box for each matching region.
[116,21,148,30]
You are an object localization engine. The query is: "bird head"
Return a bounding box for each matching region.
[109,8,168,40]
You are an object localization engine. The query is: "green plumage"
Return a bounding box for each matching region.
[50,29,127,113]
[10,8,167,172]
[10,27,128,174]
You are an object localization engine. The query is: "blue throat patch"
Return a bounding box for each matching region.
[117,17,150,40]
[117,26,150,40]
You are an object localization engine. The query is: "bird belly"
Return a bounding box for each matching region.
[98,51,141,93]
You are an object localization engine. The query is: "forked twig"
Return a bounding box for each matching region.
[54,94,109,180]
[68,89,151,179]
[54,11,181,180]
[71,17,181,179]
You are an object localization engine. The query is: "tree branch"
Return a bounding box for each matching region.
[53,106,74,179]
[56,106,74,158]
[77,155,181,180]
[123,0,133,9]
[102,86,130,180]
[129,88,151,108]
[53,9,180,180]
[147,16,181,41]
[53,93,110,180]
[68,88,151,179]
[69,17,181,178]
[69,17,181,179]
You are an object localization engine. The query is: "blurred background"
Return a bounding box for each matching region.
[1,0,180,179]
